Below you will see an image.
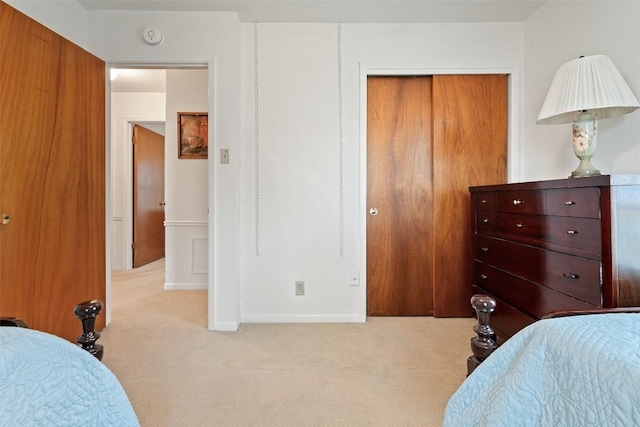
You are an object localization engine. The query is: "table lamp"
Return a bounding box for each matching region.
[537,55,639,178]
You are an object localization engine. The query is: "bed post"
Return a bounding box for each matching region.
[467,294,497,376]
[74,300,104,361]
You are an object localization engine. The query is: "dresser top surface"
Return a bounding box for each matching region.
[469,175,640,192]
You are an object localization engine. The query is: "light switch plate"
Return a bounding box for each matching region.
[220,148,230,164]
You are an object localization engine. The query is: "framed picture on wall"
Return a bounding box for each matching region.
[178,112,208,159]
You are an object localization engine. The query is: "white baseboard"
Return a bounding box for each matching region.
[164,282,208,291]
[240,313,364,323]
[211,320,240,331]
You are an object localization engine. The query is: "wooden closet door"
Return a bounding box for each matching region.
[0,2,62,328]
[0,3,106,341]
[366,74,507,318]
[432,74,507,317]
[367,76,434,316]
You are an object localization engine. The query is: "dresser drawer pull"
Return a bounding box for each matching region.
[480,247,489,252]
[515,223,524,228]
[564,201,576,205]
[480,274,488,280]
[481,199,488,204]
[563,272,580,280]
[482,218,490,223]
[566,229,578,234]
[512,199,524,205]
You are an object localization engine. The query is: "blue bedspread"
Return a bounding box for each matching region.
[0,327,139,426]
[444,313,640,427]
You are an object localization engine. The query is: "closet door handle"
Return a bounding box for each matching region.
[1,213,9,225]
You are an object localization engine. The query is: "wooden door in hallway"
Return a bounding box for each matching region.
[133,125,165,268]
[0,2,106,341]
[367,76,434,315]
[366,74,507,317]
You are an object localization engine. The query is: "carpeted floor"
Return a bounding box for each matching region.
[101,259,476,426]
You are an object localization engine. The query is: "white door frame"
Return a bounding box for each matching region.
[105,59,214,327]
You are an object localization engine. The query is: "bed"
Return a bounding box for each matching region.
[0,301,139,426]
[443,299,640,426]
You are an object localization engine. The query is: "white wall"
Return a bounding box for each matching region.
[110,92,166,271]
[522,1,640,181]
[164,69,209,290]
[5,0,89,49]
[240,23,523,322]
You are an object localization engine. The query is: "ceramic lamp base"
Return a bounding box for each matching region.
[570,159,601,178]
[570,111,600,178]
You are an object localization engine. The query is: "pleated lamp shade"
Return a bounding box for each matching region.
[537,55,640,125]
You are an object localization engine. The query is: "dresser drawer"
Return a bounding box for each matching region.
[475,211,496,234]
[474,262,600,318]
[475,236,602,305]
[497,190,545,214]
[546,187,601,218]
[474,192,496,211]
[495,213,602,253]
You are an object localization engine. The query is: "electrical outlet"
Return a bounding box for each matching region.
[295,281,305,296]
[349,272,359,287]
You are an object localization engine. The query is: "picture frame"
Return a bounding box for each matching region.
[178,112,208,159]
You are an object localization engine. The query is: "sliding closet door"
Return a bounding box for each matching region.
[432,74,507,317]
[367,76,434,316]
[366,74,507,317]
[0,3,106,341]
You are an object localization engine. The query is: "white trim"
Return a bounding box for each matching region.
[357,62,522,322]
[241,314,363,323]
[164,282,208,291]
[207,56,220,332]
[213,320,240,332]
[164,220,208,227]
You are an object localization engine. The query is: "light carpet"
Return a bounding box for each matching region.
[100,259,476,427]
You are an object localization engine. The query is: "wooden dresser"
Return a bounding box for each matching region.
[469,175,640,341]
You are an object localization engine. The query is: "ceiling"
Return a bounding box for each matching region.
[79,0,547,24]
[107,0,547,92]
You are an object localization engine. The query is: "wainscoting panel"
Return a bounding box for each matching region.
[164,221,208,291]
[191,236,208,274]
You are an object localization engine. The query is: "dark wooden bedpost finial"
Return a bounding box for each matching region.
[74,300,104,361]
[467,294,497,376]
